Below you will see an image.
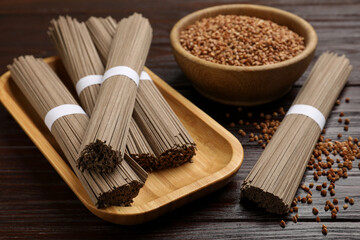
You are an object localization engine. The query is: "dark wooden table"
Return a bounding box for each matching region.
[1,0,359,239]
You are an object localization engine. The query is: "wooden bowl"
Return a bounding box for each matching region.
[170,4,317,106]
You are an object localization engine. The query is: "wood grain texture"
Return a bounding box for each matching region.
[0,0,359,239]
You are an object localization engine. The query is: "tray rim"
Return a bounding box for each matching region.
[0,56,244,224]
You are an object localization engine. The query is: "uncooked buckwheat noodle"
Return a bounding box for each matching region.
[47,16,157,172]
[78,13,153,173]
[8,56,147,208]
[86,16,116,65]
[241,52,352,214]
[86,16,196,171]
[48,16,103,115]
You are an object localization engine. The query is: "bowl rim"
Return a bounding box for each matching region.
[170,3,318,72]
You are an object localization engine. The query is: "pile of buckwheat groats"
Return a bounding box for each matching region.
[180,15,305,66]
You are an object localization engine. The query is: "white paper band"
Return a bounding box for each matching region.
[286,104,325,129]
[102,66,140,86]
[44,104,87,131]
[140,71,152,81]
[76,75,103,96]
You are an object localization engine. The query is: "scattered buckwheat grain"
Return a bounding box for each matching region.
[280,220,286,228]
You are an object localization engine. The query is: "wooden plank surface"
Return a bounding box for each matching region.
[0,0,359,239]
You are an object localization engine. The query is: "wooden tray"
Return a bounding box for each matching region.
[0,56,244,225]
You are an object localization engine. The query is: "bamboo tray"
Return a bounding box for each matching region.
[0,56,244,225]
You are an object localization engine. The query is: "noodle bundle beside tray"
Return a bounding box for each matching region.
[241,52,352,214]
